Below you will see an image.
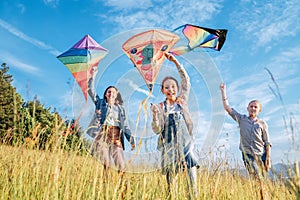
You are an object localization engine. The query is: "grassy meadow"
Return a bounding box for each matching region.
[0,142,299,200]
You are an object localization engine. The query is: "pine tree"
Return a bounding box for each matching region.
[0,63,24,143]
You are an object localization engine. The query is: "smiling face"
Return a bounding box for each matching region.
[161,78,179,103]
[105,87,118,104]
[247,100,262,119]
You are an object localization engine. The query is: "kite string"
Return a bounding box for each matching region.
[127,89,153,167]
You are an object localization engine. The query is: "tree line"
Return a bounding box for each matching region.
[0,63,85,153]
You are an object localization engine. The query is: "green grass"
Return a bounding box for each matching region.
[0,144,298,200]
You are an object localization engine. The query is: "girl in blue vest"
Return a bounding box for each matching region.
[86,67,136,174]
[151,53,199,197]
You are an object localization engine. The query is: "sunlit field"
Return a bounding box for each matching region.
[0,142,298,200]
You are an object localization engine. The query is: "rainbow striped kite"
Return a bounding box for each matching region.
[57,35,108,101]
[170,24,227,55]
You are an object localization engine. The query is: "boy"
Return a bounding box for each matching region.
[220,83,271,178]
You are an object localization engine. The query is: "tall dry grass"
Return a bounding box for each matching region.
[1,66,299,199]
[0,143,298,200]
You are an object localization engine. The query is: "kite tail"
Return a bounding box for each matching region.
[127,89,153,167]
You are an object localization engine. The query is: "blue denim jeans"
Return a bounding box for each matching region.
[242,152,266,178]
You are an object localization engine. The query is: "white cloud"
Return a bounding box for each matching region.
[0,18,60,56]
[230,0,300,50]
[223,44,300,112]
[96,0,224,30]
[16,3,26,14]
[264,47,300,75]
[279,47,300,63]
[263,48,300,102]
[43,0,59,8]
[103,0,153,10]
[0,52,40,75]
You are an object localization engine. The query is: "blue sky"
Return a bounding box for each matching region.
[1,0,300,167]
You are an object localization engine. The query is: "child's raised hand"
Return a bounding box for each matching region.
[150,103,160,114]
[150,103,160,121]
[164,52,176,62]
[220,82,226,91]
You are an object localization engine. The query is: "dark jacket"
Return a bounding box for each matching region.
[92,95,135,150]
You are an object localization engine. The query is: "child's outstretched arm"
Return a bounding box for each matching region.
[88,66,98,103]
[164,52,193,134]
[220,83,232,114]
[164,52,190,102]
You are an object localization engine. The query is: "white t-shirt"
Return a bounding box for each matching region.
[103,104,120,126]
